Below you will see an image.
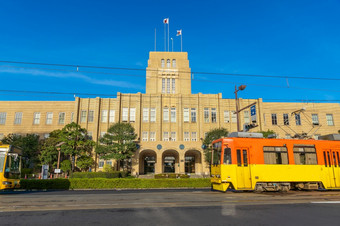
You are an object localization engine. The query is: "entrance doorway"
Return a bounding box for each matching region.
[185,156,195,173]
[144,156,155,174]
[164,156,175,173]
[139,150,157,175]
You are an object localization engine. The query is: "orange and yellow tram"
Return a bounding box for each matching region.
[210,133,340,192]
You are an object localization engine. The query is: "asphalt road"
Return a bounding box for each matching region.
[1,189,340,225]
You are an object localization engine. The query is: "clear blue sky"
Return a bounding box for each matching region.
[0,0,339,102]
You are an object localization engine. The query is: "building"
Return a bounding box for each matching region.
[1,51,340,176]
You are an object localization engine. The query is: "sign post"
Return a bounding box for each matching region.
[251,105,257,123]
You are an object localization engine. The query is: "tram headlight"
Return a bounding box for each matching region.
[2,181,12,185]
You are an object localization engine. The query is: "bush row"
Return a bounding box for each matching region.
[70,171,129,179]
[19,178,210,190]
[154,174,190,179]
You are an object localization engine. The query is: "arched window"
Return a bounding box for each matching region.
[167,59,170,68]
[161,59,165,68]
[172,59,176,68]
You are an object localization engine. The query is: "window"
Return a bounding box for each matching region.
[150,132,156,141]
[167,78,170,94]
[204,108,209,123]
[312,114,319,125]
[163,108,169,122]
[231,111,237,123]
[167,59,170,68]
[59,112,65,124]
[143,108,149,122]
[44,133,50,139]
[263,113,266,125]
[293,145,317,165]
[88,110,94,123]
[183,108,189,122]
[326,114,334,126]
[223,148,232,165]
[109,110,115,123]
[244,111,250,124]
[101,110,108,123]
[162,78,165,93]
[46,112,53,125]
[33,112,41,125]
[171,132,176,141]
[211,108,217,123]
[98,161,104,168]
[87,132,93,140]
[283,114,289,125]
[150,108,156,122]
[0,112,7,125]
[191,108,196,123]
[142,132,148,141]
[191,132,197,141]
[0,133,3,140]
[263,146,288,164]
[172,59,176,67]
[130,108,136,122]
[161,59,165,68]
[14,112,22,125]
[224,111,230,123]
[295,114,301,125]
[80,110,87,123]
[106,161,112,166]
[71,112,74,122]
[122,108,128,122]
[171,108,176,122]
[285,134,291,139]
[172,78,175,93]
[163,132,169,141]
[271,114,277,125]
[100,132,106,138]
[184,132,190,141]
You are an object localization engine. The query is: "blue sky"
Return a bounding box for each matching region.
[0,0,339,102]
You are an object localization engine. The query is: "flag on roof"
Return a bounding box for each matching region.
[176,29,182,36]
[163,18,169,24]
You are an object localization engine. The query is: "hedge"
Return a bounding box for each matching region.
[70,171,129,179]
[154,173,189,179]
[20,179,70,190]
[19,178,210,190]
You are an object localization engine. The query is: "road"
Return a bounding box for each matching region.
[1,189,340,225]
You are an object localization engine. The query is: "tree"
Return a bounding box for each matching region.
[39,130,62,170]
[57,122,95,172]
[257,130,276,138]
[96,122,137,171]
[1,133,40,169]
[202,128,229,164]
[76,154,94,171]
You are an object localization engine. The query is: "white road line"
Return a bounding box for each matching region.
[311,201,340,204]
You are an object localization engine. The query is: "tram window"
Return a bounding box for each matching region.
[263,146,288,164]
[212,142,222,165]
[223,148,232,165]
[337,152,340,167]
[293,145,317,165]
[237,149,242,166]
[323,151,327,167]
[333,152,337,167]
[243,150,248,166]
[327,152,331,166]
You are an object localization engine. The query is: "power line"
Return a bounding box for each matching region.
[1,60,340,81]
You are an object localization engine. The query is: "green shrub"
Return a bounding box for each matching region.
[21,168,33,178]
[20,179,70,190]
[69,178,210,189]
[154,173,190,179]
[70,171,129,179]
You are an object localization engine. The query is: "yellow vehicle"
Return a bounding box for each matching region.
[0,143,22,189]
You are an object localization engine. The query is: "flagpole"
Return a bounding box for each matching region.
[181,31,183,52]
[154,28,157,51]
[168,19,169,52]
[164,23,166,52]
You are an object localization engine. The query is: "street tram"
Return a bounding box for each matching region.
[0,143,22,190]
[210,132,340,192]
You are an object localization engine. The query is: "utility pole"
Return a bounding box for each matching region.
[234,85,246,132]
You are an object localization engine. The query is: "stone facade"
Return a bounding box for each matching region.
[0,51,340,176]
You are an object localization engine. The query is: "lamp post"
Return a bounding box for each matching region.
[234,85,246,132]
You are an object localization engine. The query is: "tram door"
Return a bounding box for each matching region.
[323,150,340,188]
[236,148,252,189]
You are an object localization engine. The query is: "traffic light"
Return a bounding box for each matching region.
[243,123,258,132]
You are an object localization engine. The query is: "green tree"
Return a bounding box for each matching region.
[60,160,72,174]
[202,128,229,164]
[1,133,40,168]
[39,130,62,170]
[76,154,94,171]
[96,122,137,171]
[257,130,276,138]
[57,122,95,172]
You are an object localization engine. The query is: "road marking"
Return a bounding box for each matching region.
[311,201,340,204]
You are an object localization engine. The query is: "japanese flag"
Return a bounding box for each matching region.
[176,29,182,36]
[163,18,169,24]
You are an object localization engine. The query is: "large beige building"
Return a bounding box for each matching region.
[1,51,340,176]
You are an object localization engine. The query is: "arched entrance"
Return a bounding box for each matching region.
[185,150,202,174]
[162,150,179,173]
[139,150,157,175]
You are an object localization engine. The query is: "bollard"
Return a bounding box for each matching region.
[25,174,27,179]
[50,174,52,179]
[38,174,41,179]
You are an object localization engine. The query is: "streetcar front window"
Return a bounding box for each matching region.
[4,154,21,179]
[212,141,222,165]
[0,153,5,173]
[223,148,232,164]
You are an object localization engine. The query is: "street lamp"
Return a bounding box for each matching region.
[234,85,246,132]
